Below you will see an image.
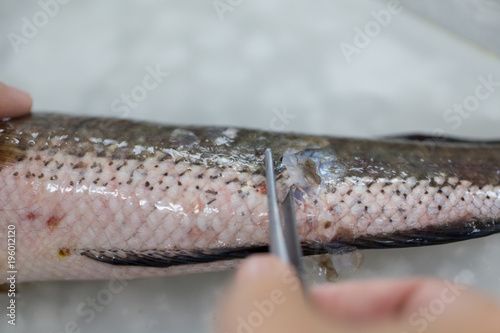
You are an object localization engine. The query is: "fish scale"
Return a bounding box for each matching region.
[1,113,500,281]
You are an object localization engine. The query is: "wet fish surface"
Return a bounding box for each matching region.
[1,113,499,282]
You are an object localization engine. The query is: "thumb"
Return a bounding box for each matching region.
[218,255,322,333]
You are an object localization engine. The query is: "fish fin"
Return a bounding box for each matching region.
[79,246,269,267]
[383,134,500,145]
[336,219,500,249]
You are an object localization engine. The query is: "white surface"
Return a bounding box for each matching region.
[1,1,500,332]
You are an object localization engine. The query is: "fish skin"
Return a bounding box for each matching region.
[0,113,500,282]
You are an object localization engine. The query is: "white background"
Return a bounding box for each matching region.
[1,1,500,332]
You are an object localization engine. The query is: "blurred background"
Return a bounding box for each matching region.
[1,0,500,332]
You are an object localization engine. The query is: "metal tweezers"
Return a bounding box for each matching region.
[264,148,305,288]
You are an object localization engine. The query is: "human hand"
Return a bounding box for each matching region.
[217,255,500,333]
[0,82,32,118]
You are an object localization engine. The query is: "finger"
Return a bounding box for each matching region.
[311,278,500,332]
[218,255,327,333]
[0,82,32,118]
[311,278,424,323]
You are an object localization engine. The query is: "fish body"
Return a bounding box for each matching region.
[1,113,499,282]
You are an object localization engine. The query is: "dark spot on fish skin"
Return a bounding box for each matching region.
[96,169,103,174]
[50,175,58,181]
[149,187,154,191]
[165,186,170,190]
[145,181,150,187]
[418,200,422,204]
[347,189,352,195]
[178,181,182,186]
[29,157,32,161]
[179,170,188,177]
[38,173,44,178]
[396,190,401,195]
[159,154,172,162]
[159,180,163,185]
[27,212,36,220]
[390,219,393,223]
[116,162,127,171]
[79,177,85,184]
[25,172,32,178]
[73,161,86,169]
[197,174,203,179]
[111,177,116,181]
[163,172,169,177]
[207,198,216,205]
[322,221,332,229]
[381,189,385,194]
[127,178,132,185]
[70,181,74,186]
[91,162,98,169]
[210,175,219,179]
[365,206,368,212]
[154,165,158,168]
[334,225,355,240]
[195,185,200,190]
[438,205,442,211]
[108,161,114,166]
[429,179,438,187]
[487,195,490,199]
[93,178,100,184]
[58,248,71,258]
[103,182,108,187]
[118,182,122,185]
[13,172,18,176]
[424,191,428,195]
[35,155,41,161]
[57,163,64,169]
[206,189,218,195]
[437,189,443,194]
[47,216,63,228]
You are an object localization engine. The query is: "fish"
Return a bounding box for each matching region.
[1,113,499,282]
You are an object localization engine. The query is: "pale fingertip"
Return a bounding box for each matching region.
[0,83,33,118]
[235,255,288,283]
